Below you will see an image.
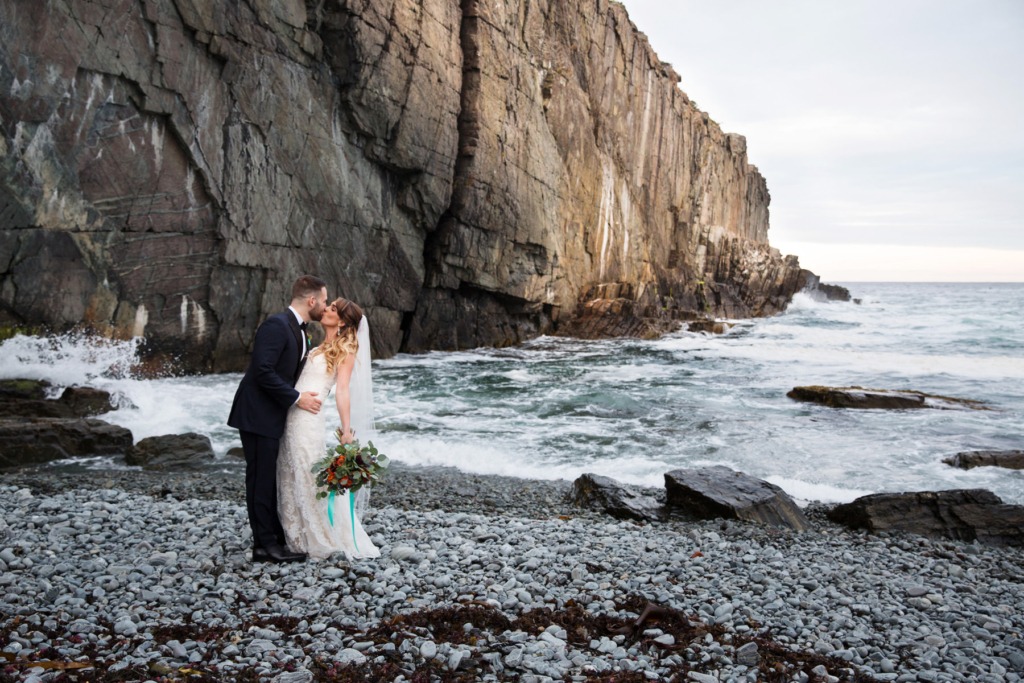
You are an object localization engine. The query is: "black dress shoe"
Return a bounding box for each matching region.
[263,544,307,563]
[252,546,270,562]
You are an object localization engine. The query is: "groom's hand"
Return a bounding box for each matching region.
[297,391,322,414]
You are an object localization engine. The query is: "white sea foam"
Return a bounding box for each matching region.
[2,284,1023,505]
[765,476,875,505]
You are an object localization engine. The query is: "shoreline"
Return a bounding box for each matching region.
[2,465,1022,683]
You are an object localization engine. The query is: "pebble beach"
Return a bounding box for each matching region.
[1,465,1022,683]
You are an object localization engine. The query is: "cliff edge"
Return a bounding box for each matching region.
[1,0,820,371]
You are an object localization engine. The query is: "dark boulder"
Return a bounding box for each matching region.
[787,386,989,411]
[827,489,1024,547]
[817,283,851,302]
[943,450,1024,471]
[0,418,133,468]
[227,446,246,459]
[125,433,215,471]
[687,320,732,334]
[569,473,668,522]
[0,379,113,418]
[58,387,114,417]
[664,466,809,531]
[0,379,50,400]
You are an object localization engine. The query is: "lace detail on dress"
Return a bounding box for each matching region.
[276,352,380,561]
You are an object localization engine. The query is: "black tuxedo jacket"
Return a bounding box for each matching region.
[227,311,309,439]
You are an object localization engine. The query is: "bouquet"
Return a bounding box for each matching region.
[311,429,390,531]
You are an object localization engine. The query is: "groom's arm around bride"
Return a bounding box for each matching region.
[227,275,328,563]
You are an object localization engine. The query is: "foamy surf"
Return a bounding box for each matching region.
[2,282,1022,504]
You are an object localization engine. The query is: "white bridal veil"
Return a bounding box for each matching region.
[350,315,375,520]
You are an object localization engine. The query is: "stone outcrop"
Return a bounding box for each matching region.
[787,386,990,411]
[125,432,216,470]
[0,417,133,467]
[2,0,819,371]
[827,490,1024,547]
[569,472,667,523]
[0,379,113,418]
[664,466,808,531]
[943,450,1024,471]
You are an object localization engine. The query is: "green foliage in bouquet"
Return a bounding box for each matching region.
[311,428,390,500]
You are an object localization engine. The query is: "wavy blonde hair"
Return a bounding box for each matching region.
[313,298,362,375]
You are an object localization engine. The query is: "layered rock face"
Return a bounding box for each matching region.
[1,0,812,371]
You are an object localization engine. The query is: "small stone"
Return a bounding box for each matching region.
[420,641,437,659]
[273,670,314,683]
[654,634,675,646]
[336,648,366,666]
[736,641,759,666]
[906,586,928,597]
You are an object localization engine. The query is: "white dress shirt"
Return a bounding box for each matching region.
[288,306,308,361]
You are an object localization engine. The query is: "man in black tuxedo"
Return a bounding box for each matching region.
[228,275,328,563]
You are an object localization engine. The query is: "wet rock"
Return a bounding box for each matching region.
[569,473,667,522]
[787,386,989,410]
[943,450,1024,471]
[0,379,51,401]
[125,433,215,470]
[58,387,114,417]
[227,446,246,459]
[687,320,732,334]
[827,489,1024,546]
[0,380,113,419]
[799,274,852,302]
[0,417,133,467]
[664,466,809,531]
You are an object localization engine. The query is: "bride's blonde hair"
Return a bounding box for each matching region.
[313,298,362,375]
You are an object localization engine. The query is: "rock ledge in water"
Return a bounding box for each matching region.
[0,379,114,418]
[827,489,1024,547]
[943,450,1024,471]
[663,466,808,531]
[787,386,989,411]
[0,417,133,467]
[569,473,667,522]
[126,433,215,471]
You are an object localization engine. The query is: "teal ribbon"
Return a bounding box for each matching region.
[350,490,359,552]
[327,489,359,552]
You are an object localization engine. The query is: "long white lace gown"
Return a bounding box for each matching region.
[277,352,380,561]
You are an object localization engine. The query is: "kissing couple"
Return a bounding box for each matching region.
[228,275,380,564]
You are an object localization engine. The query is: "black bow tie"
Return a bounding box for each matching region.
[299,322,309,331]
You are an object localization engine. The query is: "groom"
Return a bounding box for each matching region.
[228,275,328,563]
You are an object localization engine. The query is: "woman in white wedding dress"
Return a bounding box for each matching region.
[277,298,380,561]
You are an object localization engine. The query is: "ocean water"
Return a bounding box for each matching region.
[2,283,1022,505]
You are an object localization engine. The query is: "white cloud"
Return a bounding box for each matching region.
[775,242,1024,282]
[620,0,1024,279]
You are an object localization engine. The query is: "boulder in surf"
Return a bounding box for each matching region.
[0,379,113,419]
[943,450,1024,471]
[663,466,809,531]
[787,386,989,411]
[827,489,1024,547]
[570,473,668,522]
[126,432,215,471]
[0,417,133,467]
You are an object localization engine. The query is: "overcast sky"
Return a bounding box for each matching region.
[620,0,1024,281]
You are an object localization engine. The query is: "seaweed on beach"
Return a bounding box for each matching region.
[1,595,886,683]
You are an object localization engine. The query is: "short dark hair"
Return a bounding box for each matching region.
[292,275,327,301]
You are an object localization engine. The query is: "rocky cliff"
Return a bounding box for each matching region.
[0,0,817,371]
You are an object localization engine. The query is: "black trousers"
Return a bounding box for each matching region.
[239,430,286,549]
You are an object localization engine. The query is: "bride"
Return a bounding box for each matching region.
[276,298,380,561]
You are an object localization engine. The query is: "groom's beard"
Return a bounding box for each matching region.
[309,303,326,321]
